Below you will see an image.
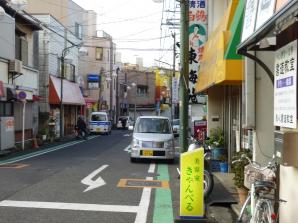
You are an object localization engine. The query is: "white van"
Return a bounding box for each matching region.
[89,112,111,134]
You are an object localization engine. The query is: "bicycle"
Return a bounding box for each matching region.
[232,154,286,223]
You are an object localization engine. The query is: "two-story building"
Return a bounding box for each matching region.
[0,0,41,150]
[121,64,156,120]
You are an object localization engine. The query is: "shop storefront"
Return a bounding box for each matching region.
[49,75,85,136]
[195,0,245,164]
[237,0,298,222]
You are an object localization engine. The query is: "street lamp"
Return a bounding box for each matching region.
[60,43,86,139]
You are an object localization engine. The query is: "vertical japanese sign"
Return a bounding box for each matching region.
[255,0,276,30]
[180,148,204,218]
[274,40,297,128]
[189,0,207,103]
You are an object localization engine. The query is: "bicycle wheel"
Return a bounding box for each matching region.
[237,195,252,223]
[254,199,274,223]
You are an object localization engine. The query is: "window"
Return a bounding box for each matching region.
[137,85,148,97]
[91,114,107,121]
[75,23,83,39]
[135,118,171,134]
[0,102,13,116]
[63,63,76,82]
[15,35,28,66]
[95,47,103,60]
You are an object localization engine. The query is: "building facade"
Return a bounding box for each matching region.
[0,1,41,150]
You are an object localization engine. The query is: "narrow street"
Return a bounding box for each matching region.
[0,130,237,223]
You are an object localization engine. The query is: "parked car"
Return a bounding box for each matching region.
[89,112,111,134]
[172,119,180,136]
[130,116,175,162]
[117,116,133,129]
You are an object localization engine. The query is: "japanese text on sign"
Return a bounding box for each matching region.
[274,40,297,128]
[180,148,204,217]
[189,0,207,103]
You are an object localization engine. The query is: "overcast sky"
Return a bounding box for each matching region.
[72,0,178,68]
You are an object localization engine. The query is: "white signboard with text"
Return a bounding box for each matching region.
[241,0,259,42]
[274,40,297,128]
[255,0,276,30]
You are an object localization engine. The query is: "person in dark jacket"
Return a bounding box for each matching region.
[76,116,88,139]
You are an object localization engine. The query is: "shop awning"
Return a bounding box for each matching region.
[49,75,85,105]
[195,0,244,93]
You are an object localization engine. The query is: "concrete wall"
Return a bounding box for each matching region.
[207,85,224,135]
[280,163,298,223]
[253,51,275,165]
[0,60,9,84]
[0,13,15,61]
[27,0,68,27]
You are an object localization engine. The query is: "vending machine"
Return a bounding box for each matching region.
[0,116,15,151]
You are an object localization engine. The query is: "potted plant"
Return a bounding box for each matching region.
[205,127,225,160]
[218,154,228,173]
[231,149,252,205]
[39,128,48,141]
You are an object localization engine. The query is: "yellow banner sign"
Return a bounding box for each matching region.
[180,148,204,218]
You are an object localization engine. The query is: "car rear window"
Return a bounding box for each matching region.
[134,118,171,134]
[172,119,179,125]
[91,114,107,121]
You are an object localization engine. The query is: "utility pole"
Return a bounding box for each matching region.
[109,37,113,123]
[179,0,189,153]
[172,32,176,121]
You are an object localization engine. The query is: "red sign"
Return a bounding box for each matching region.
[0,81,4,97]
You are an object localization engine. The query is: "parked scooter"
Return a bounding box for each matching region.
[74,125,88,140]
[188,137,214,198]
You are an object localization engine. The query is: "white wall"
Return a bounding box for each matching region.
[280,165,298,223]
[254,51,275,165]
[207,86,224,135]
[0,60,8,84]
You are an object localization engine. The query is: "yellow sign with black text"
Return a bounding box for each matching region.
[180,148,204,218]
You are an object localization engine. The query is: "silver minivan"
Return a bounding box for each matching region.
[130,116,175,162]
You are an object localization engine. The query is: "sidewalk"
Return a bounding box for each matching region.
[212,172,242,217]
[0,135,86,163]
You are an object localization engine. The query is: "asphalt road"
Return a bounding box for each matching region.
[0,130,181,223]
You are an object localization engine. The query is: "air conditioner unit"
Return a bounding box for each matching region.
[9,59,23,74]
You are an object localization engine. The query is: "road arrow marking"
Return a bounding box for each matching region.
[124,145,131,153]
[81,165,109,192]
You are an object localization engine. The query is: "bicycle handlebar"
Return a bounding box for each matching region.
[232,154,277,172]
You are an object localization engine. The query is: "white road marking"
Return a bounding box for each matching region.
[0,200,139,213]
[134,164,155,223]
[124,145,131,153]
[81,165,108,192]
[123,134,131,137]
[148,163,155,174]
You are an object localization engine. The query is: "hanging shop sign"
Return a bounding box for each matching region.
[274,40,297,128]
[88,74,100,89]
[241,0,259,42]
[255,0,276,30]
[188,0,207,103]
[172,77,179,104]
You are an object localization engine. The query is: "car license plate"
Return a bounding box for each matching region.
[142,150,153,156]
[96,128,101,132]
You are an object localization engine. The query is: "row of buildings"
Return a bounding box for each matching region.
[194,0,297,221]
[0,0,172,150]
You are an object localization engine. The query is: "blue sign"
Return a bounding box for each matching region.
[18,91,27,100]
[88,74,100,82]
